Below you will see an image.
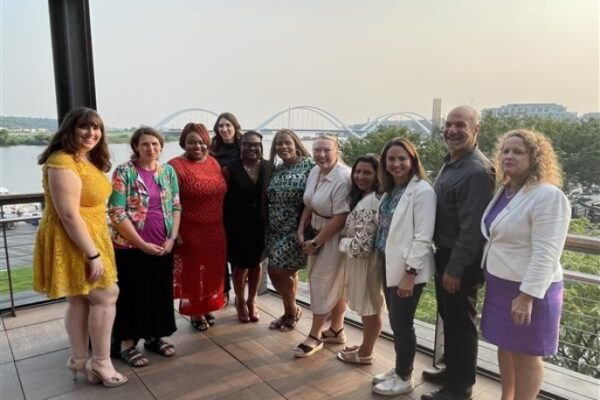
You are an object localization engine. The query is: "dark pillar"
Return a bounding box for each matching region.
[48,0,96,125]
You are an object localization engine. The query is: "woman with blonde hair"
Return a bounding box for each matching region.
[265,129,314,331]
[294,134,351,357]
[480,129,570,400]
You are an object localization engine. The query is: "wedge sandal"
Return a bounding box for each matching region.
[294,334,323,358]
[321,327,346,344]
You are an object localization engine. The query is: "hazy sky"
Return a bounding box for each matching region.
[1,0,598,128]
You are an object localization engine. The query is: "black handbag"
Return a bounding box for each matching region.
[304,225,320,241]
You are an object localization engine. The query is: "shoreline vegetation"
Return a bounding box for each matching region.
[0,130,181,146]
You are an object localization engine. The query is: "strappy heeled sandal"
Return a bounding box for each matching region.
[66,357,87,380]
[247,301,260,322]
[86,358,128,387]
[235,298,250,323]
[294,334,323,358]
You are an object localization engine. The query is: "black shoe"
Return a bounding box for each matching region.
[422,368,447,384]
[421,387,472,400]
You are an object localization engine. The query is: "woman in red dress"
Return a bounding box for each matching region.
[169,123,227,331]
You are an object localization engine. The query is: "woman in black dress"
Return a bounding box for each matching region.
[222,131,269,323]
[211,112,242,308]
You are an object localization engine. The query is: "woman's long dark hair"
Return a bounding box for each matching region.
[211,112,242,150]
[348,154,380,209]
[38,107,111,172]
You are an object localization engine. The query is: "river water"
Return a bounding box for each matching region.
[0,139,285,194]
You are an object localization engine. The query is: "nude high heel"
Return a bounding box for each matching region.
[66,357,87,380]
[85,357,128,387]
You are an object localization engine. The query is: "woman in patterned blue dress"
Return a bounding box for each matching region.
[265,129,314,331]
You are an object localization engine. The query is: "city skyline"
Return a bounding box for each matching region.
[1,0,598,128]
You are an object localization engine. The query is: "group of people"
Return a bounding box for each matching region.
[32,104,570,400]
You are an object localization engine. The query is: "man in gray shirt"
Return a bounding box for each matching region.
[421,105,495,400]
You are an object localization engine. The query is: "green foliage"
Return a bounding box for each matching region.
[0,129,8,145]
[0,115,58,130]
[569,218,600,238]
[341,125,447,179]
[0,266,33,293]
[479,116,600,191]
[343,116,600,193]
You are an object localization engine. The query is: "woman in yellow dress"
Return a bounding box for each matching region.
[33,107,127,387]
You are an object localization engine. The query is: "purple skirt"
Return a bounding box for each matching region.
[481,268,563,356]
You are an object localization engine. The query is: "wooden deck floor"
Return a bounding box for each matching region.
[0,294,504,400]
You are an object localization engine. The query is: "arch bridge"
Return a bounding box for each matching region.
[154,106,434,138]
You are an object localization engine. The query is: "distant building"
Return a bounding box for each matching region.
[482,103,577,120]
[431,98,442,137]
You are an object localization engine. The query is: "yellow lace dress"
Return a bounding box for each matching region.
[33,151,117,298]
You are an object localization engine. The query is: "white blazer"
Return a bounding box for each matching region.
[480,183,571,299]
[384,176,436,287]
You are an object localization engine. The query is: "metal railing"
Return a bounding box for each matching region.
[0,193,44,316]
[1,193,599,398]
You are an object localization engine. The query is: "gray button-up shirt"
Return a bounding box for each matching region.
[433,148,495,280]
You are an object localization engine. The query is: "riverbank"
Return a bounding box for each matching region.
[0,131,180,146]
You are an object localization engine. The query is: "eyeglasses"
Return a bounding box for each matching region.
[242,142,261,149]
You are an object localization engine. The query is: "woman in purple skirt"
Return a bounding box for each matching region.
[480,129,570,400]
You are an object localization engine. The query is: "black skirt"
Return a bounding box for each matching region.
[113,248,177,341]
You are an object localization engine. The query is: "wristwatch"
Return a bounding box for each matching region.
[405,267,418,276]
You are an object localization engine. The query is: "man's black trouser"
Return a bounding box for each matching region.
[433,249,483,394]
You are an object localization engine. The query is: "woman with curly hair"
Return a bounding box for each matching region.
[480,129,570,400]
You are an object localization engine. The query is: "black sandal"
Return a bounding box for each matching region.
[269,315,286,330]
[191,316,209,331]
[294,334,323,358]
[321,327,346,344]
[205,313,216,326]
[280,307,303,332]
[120,346,149,368]
[144,338,175,357]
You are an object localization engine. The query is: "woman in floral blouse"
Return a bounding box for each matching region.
[109,127,181,368]
[336,154,383,365]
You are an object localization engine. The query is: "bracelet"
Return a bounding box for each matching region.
[87,253,100,260]
[169,236,177,241]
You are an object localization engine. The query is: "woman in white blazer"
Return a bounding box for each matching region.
[480,130,570,400]
[371,138,436,397]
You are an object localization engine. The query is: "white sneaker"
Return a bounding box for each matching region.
[372,368,396,385]
[372,372,414,396]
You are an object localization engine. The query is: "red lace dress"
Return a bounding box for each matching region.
[169,155,227,315]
